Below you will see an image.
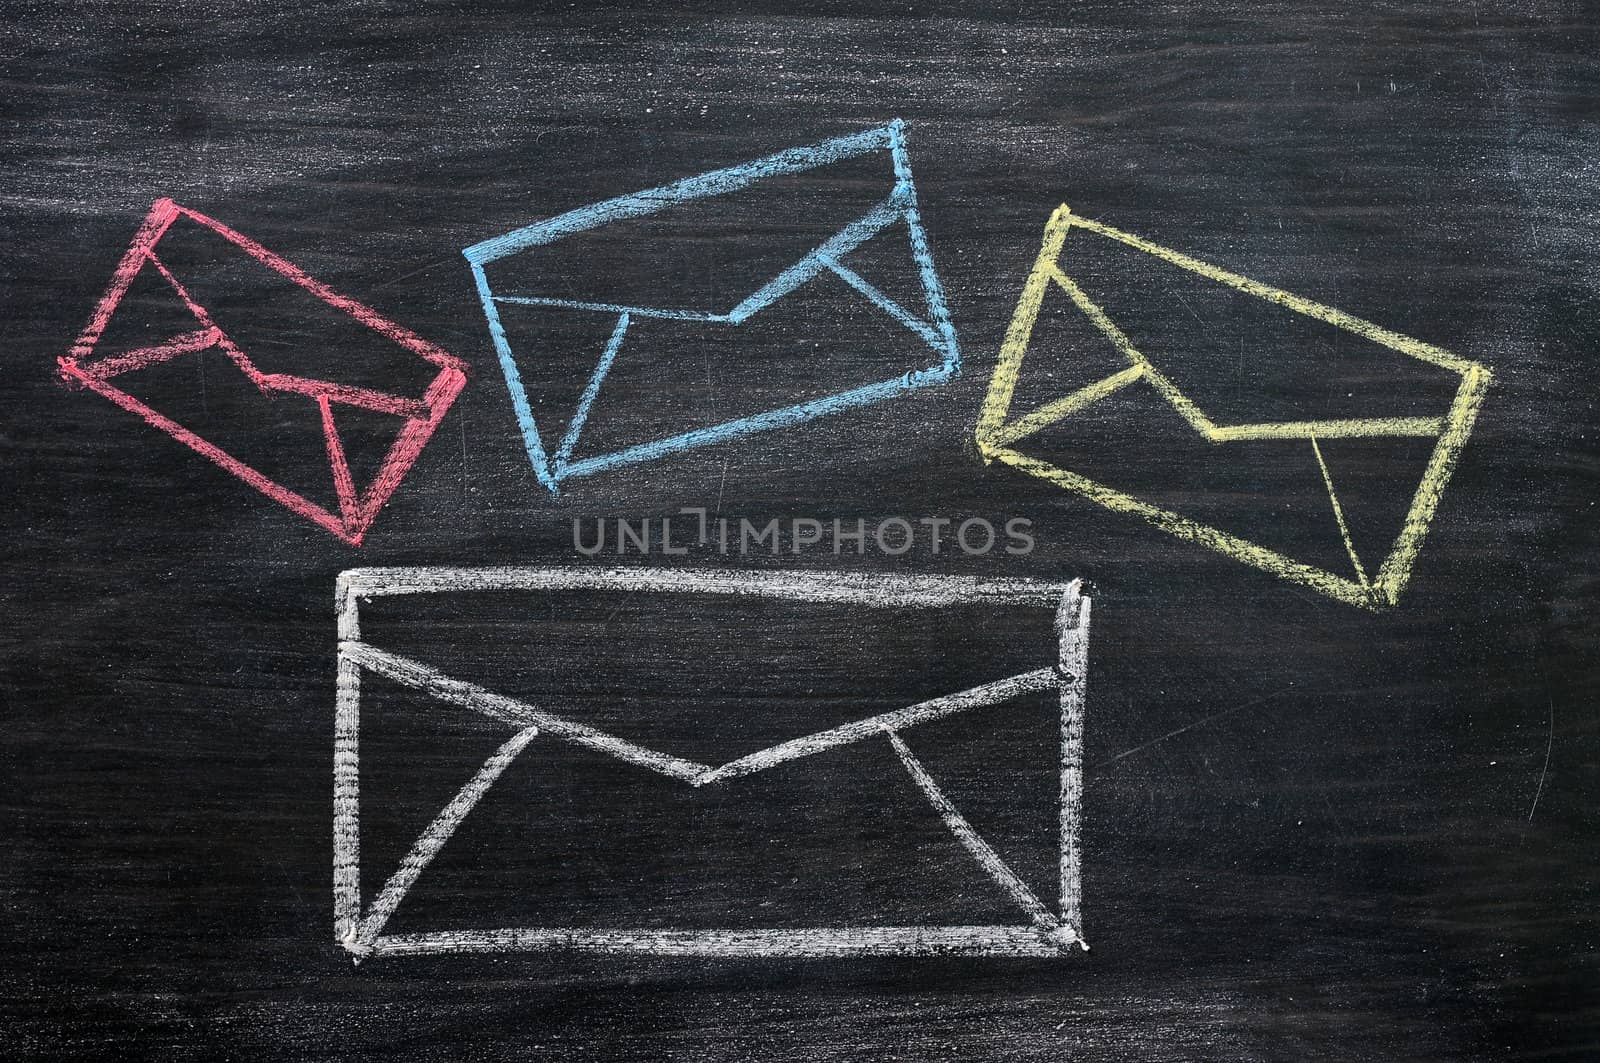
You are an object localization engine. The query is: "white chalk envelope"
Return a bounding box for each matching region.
[333,567,1090,960]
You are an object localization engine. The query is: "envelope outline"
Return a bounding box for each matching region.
[976,204,1492,611]
[462,120,961,495]
[333,566,1089,960]
[57,198,469,546]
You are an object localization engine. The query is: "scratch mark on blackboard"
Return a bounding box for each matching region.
[1097,690,1286,769]
[1527,694,1553,821]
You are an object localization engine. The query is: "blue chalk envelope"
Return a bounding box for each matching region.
[462,119,961,495]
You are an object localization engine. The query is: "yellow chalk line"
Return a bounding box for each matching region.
[1046,267,1220,437]
[976,204,1076,453]
[987,443,1377,610]
[1065,214,1478,375]
[1311,436,1371,591]
[1209,417,1445,442]
[1372,364,1493,605]
[987,365,1146,448]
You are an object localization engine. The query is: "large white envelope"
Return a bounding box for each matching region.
[333,567,1090,960]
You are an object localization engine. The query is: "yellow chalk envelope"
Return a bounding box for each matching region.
[976,204,1492,610]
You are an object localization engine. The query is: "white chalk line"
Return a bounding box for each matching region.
[695,668,1061,784]
[361,926,1075,958]
[349,726,540,954]
[886,729,1069,949]
[340,639,713,783]
[337,565,1068,609]
[1057,592,1090,948]
[332,647,362,943]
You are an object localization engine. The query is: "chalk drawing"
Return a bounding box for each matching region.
[462,120,961,496]
[332,567,1088,960]
[975,203,1492,610]
[57,199,469,546]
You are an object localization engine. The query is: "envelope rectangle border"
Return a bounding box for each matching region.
[334,566,1089,960]
[462,120,962,495]
[976,203,1492,610]
[57,198,469,546]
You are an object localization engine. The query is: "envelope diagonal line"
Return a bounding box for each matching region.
[725,195,902,323]
[468,260,557,491]
[820,254,947,353]
[490,297,731,324]
[693,667,1061,786]
[551,312,629,477]
[556,367,954,484]
[1066,213,1476,374]
[463,124,899,265]
[1049,267,1220,438]
[990,365,1147,449]
[886,729,1067,942]
[319,395,363,528]
[76,327,223,382]
[139,250,267,389]
[352,726,540,954]
[1310,436,1371,591]
[339,640,712,782]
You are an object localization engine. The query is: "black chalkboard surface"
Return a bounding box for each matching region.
[4,4,1596,1059]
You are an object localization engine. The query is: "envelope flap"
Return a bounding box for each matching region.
[123,204,457,409]
[1053,214,1472,433]
[470,126,918,321]
[342,571,1072,785]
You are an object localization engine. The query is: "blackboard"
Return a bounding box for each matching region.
[4,3,1596,1059]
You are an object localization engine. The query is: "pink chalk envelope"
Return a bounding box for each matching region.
[57,199,467,546]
